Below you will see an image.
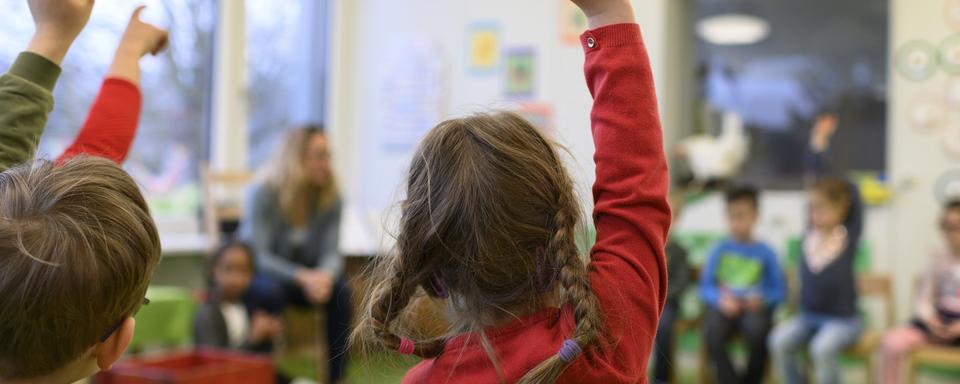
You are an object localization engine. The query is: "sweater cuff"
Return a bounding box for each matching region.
[580,23,643,51]
[103,77,142,94]
[8,52,61,92]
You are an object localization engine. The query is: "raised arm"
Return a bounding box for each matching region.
[57,6,168,164]
[573,0,672,376]
[0,0,94,170]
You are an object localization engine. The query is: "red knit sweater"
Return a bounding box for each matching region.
[403,23,671,383]
[57,77,140,164]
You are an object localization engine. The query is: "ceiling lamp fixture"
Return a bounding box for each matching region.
[697,4,770,46]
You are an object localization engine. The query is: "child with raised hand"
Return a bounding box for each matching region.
[879,200,960,384]
[700,185,786,384]
[768,114,865,384]
[352,0,671,383]
[56,5,168,164]
[0,0,94,170]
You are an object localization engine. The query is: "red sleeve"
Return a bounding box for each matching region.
[579,23,671,377]
[56,77,141,164]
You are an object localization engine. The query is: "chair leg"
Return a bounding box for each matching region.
[904,352,916,384]
[863,354,874,384]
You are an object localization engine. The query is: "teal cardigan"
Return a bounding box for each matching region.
[239,183,344,285]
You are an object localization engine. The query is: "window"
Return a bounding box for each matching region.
[692,0,888,189]
[0,0,215,218]
[246,0,330,167]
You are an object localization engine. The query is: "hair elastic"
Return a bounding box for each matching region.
[557,339,581,362]
[397,337,416,355]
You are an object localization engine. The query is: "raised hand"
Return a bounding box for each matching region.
[570,0,635,29]
[810,114,839,153]
[118,6,169,57]
[26,0,96,64]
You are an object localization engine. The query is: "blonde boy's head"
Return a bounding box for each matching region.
[0,157,160,381]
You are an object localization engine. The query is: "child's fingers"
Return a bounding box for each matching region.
[130,5,147,21]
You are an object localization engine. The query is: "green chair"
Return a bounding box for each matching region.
[129,286,197,351]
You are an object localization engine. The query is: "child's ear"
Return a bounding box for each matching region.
[94,317,136,371]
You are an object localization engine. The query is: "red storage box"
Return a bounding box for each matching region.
[95,349,275,384]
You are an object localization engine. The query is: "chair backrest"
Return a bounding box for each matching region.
[857,273,895,329]
[201,166,255,247]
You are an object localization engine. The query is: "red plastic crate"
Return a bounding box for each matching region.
[95,349,275,384]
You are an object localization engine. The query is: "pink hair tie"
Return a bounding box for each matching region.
[397,337,416,355]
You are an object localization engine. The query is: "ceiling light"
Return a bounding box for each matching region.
[697,13,770,46]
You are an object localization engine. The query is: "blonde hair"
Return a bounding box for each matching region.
[0,157,161,380]
[261,125,339,219]
[352,112,603,383]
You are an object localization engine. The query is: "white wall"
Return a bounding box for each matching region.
[885,0,960,319]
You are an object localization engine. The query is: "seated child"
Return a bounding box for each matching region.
[0,157,161,383]
[700,185,785,384]
[652,192,695,384]
[879,200,960,384]
[768,114,865,384]
[193,241,284,354]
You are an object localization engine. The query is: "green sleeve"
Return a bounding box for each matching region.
[0,52,61,171]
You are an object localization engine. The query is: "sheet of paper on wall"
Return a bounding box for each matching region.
[517,103,555,139]
[378,40,448,152]
[560,1,588,45]
[467,22,501,74]
[505,47,535,99]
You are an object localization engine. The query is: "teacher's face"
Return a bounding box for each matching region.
[303,133,331,187]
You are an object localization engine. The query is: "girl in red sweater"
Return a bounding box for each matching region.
[352,1,670,383]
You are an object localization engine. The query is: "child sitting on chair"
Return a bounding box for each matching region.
[879,199,960,384]
[700,185,786,384]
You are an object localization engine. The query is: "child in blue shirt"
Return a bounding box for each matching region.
[700,185,786,384]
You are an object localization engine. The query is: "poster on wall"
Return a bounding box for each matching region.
[895,40,938,81]
[505,47,535,98]
[379,41,448,152]
[560,1,588,45]
[466,22,501,74]
[516,103,555,138]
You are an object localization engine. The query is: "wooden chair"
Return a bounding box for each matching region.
[904,345,960,384]
[200,166,255,247]
[841,273,896,384]
[902,275,960,384]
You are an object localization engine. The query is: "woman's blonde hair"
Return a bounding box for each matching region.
[261,125,339,219]
[0,157,161,380]
[352,112,603,383]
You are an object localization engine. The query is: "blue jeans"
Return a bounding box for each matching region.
[768,313,862,384]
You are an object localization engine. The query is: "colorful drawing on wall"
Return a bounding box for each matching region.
[908,94,947,133]
[505,48,535,98]
[895,40,938,81]
[947,0,960,30]
[944,124,960,160]
[560,1,588,45]
[935,169,960,202]
[517,103,555,138]
[466,22,501,74]
[941,34,960,75]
